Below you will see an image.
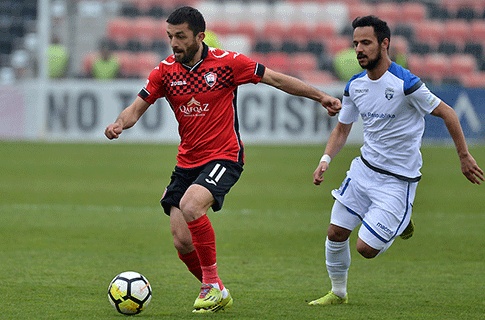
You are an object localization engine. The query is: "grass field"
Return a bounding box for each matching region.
[1,142,484,319]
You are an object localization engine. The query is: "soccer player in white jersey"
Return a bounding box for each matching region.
[309,15,484,306]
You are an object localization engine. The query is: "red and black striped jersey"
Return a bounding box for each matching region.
[139,43,265,168]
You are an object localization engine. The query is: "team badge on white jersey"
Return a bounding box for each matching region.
[385,87,394,100]
[204,72,217,87]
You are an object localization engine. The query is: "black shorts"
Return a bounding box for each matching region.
[160,159,243,215]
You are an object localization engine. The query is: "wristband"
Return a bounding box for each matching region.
[320,154,331,164]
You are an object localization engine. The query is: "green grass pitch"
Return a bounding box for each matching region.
[1,142,484,319]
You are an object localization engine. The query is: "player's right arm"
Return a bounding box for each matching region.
[313,121,352,185]
[105,97,151,140]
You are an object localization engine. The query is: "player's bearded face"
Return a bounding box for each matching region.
[174,38,199,64]
[358,50,382,70]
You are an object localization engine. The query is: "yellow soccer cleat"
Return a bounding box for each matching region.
[400,217,415,240]
[192,284,233,313]
[308,291,348,306]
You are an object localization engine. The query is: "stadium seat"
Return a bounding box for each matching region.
[222,2,245,22]
[254,39,275,54]
[348,3,374,23]
[393,24,414,41]
[233,21,258,40]
[288,53,319,73]
[325,36,352,56]
[136,52,161,78]
[410,41,432,55]
[261,21,287,41]
[438,41,458,55]
[298,2,325,23]
[460,71,485,88]
[286,22,314,42]
[114,51,137,78]
[407,54,426,78]
[311,22,336,40]
[281,40,301,54]
[133,17,157,43]
[134,0,153,14]
[450,54,477,76]
[221,34,252,55]
[413,21,445,48]
[401,2,427,23]
[376,2,400,27]
[305,41,326,56]
[470,20,485,43]
[208,20,236,37]
[424,54,450,82]
[321,2,349,32]
[120,2,140,18]
[443,20,471,47]
[464,42,483,61]
[456,7,477,21]
[273,2,298,25]
[248,1,270,24]
[107,18,134,43]
[265,52,290,73]
[197,1,222,23]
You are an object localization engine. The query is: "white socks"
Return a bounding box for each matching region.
[326,237,351,298]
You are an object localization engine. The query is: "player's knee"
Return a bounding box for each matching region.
[327,224,351,242]
[179,198,203,221]
[356,241,379,259]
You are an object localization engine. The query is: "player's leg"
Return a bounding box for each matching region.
[185,160,242,313]
[170,207,202,281]
[161,167,203,282]
[309,200,361,306]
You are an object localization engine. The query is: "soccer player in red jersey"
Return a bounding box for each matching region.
[105,6,341,313]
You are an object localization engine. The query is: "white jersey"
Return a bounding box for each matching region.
[339,62,441,180]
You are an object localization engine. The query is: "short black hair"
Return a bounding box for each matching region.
[352,15,391,45]
[166,6,206,36]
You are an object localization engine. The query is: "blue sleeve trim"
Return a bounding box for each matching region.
[344,71,367,96]
[388,62,421,95]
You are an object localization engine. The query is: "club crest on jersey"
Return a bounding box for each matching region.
[204,72,217,87]
[385,87,394,100]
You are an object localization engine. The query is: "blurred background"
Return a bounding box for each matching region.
[0,0,484,144]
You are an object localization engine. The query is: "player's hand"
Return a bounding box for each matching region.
[313,161,329,185]
[321,96,341,117]
[460,153,484,184]
[105,123,123,140]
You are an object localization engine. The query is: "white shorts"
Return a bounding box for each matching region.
[330,157,418,250]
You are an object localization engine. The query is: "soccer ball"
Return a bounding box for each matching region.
[108,271,152,315]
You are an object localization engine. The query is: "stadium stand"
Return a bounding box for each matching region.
[2,0,485,88]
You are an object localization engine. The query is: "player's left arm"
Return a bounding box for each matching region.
[260,67,341,116]
[431,101,484,184]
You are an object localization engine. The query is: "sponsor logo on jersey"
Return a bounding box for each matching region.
[425,93,439,106]
[385,87,394,100]
[171,80,187,86]
[361,112,396,119]
[355,88,369,93]
[204,72,217,87]
[179,97,209,117]
[376,222,394,236]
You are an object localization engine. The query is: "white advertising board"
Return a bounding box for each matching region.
[0,80,363,144]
